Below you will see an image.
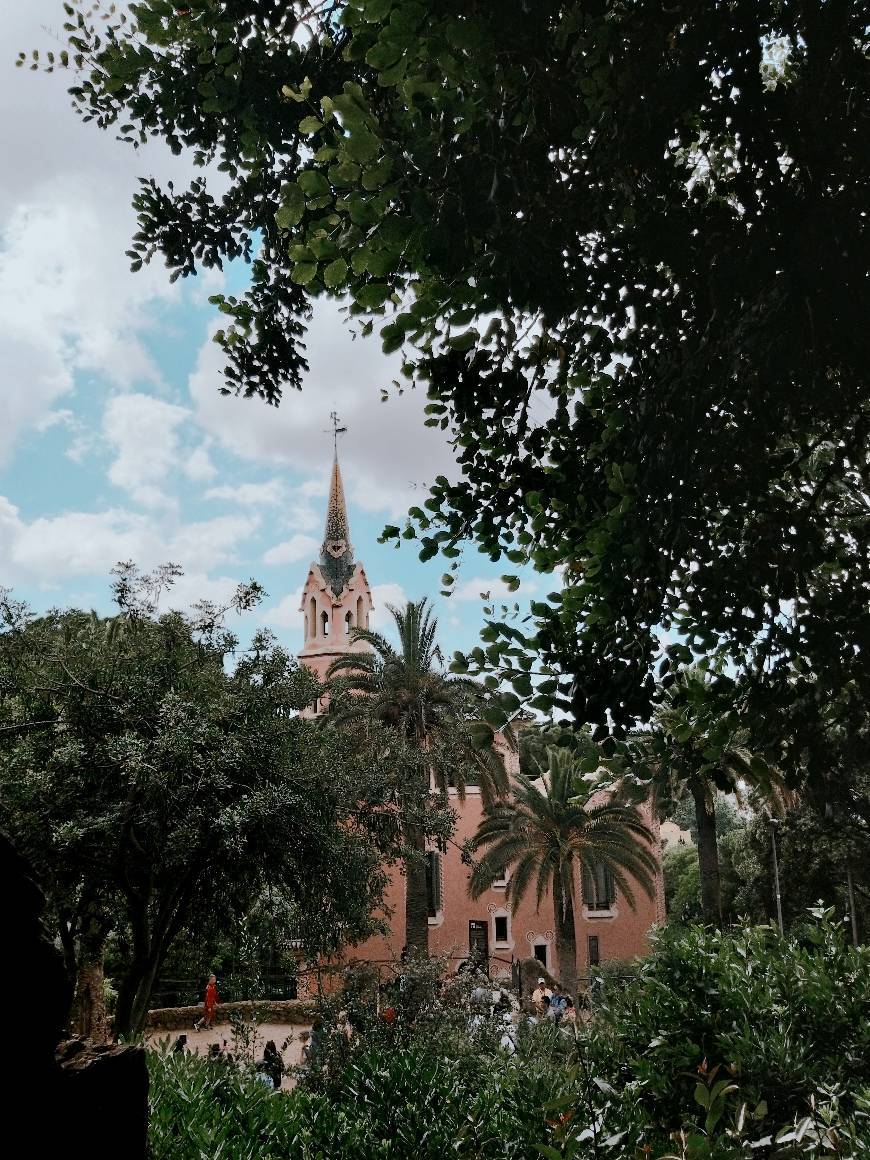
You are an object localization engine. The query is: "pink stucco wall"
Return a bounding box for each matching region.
[345,786,664,983]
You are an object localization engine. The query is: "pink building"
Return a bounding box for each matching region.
[298,454,665,983]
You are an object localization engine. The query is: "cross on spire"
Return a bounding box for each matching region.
[325,411,348,453]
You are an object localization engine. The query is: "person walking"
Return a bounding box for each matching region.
[195,973,219,1030]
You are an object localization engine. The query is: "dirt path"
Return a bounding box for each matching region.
[146,1021,311,1091]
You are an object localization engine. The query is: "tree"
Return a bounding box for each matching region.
[326,597,507,953]
[469,742,657,993]
[0,567,397,1037]
[36,1,870,750]
[621,672,770,925]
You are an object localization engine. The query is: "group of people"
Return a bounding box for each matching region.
[531,976,579,1027]
[172,1030,287,1090]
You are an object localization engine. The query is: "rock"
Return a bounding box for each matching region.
[57,1040,148,1157]
[0,830,71,1142]
[0,832,147,1155]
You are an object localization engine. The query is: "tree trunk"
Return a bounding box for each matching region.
[70,898,110,1041]
[404,822,429,955]
[129,957,164,1037]
[691,778,722,926]
[552,871,578,998]
[74,953,108,1043]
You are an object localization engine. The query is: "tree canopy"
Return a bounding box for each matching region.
[37,1,870,752]
[0,566,399,1035]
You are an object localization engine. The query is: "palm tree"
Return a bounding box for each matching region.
[469,744,658,993]
[630,671,774,925]
[326,598,508,953]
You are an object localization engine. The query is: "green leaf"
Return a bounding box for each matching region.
[276,183,305,227]
[344,128,381,163]
[291,262,318,285]
[448,328,479,352]
[365,42,403,71]
[298,116,323,134]
[298,170,331,199]
[323,258,349,288]
[354,282,391,309]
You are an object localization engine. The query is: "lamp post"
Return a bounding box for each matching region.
[768,816,784,936]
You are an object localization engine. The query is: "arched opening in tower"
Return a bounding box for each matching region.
[321,609,330,637]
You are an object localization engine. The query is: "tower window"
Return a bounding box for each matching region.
[588,935,600,966]
[309,597,316,640]
[321,610,330,637]
[345,611,353,635]
[494,915,509,944]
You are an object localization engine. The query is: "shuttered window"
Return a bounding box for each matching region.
[426,851,442,917]
[582,864,616,909]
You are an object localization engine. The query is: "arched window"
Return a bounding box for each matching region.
[303,614,308,639]
[321,610,330,637]
[308,597,316,640]
[357,595,365,630]
[344,610,353,635]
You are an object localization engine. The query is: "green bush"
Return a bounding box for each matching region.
[149,913,870,1158]
[578,911,870,1154]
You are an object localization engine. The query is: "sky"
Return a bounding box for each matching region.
[0,1,543,660]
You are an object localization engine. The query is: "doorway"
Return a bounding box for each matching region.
[468,920,489,966]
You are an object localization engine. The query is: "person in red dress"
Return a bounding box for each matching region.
[196,973,219,1030]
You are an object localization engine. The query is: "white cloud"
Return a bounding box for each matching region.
[0,191,185,464]
[184,443,218,483]
[370,582,408,628]
[168,515,260,573]
[104,393,190,509]
[188,301,458,520]
[205,480,286,507]
[0,2,213,463]
[453,576,538,602]
[262,587,304,633]
[297,476,329,499]
[0,498,259,588]
[263,534,320,566]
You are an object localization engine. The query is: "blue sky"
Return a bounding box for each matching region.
[0,1,545,661]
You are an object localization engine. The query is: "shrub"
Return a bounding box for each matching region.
[149,913,870,1158]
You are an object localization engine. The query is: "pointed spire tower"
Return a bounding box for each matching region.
[298,447,374,698]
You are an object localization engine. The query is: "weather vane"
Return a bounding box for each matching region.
[325,410,348,452]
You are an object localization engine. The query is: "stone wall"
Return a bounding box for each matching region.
[146,998,316,1031]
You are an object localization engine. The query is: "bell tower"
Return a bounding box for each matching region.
[298,448,374,693]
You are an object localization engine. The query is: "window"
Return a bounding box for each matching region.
[494,915,509,944]
[356,595,366,629]
[583,864,616,910]
[493,867,508,888]
[588,935,600,966]
[533,943,548,966]
[309,597,316,639]
[321,610,330,637]
[344,611,353,635]
[425,851,442,917]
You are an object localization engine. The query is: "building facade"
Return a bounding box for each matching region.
[298,453,665,982]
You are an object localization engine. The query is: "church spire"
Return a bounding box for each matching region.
[319,451,355,596]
